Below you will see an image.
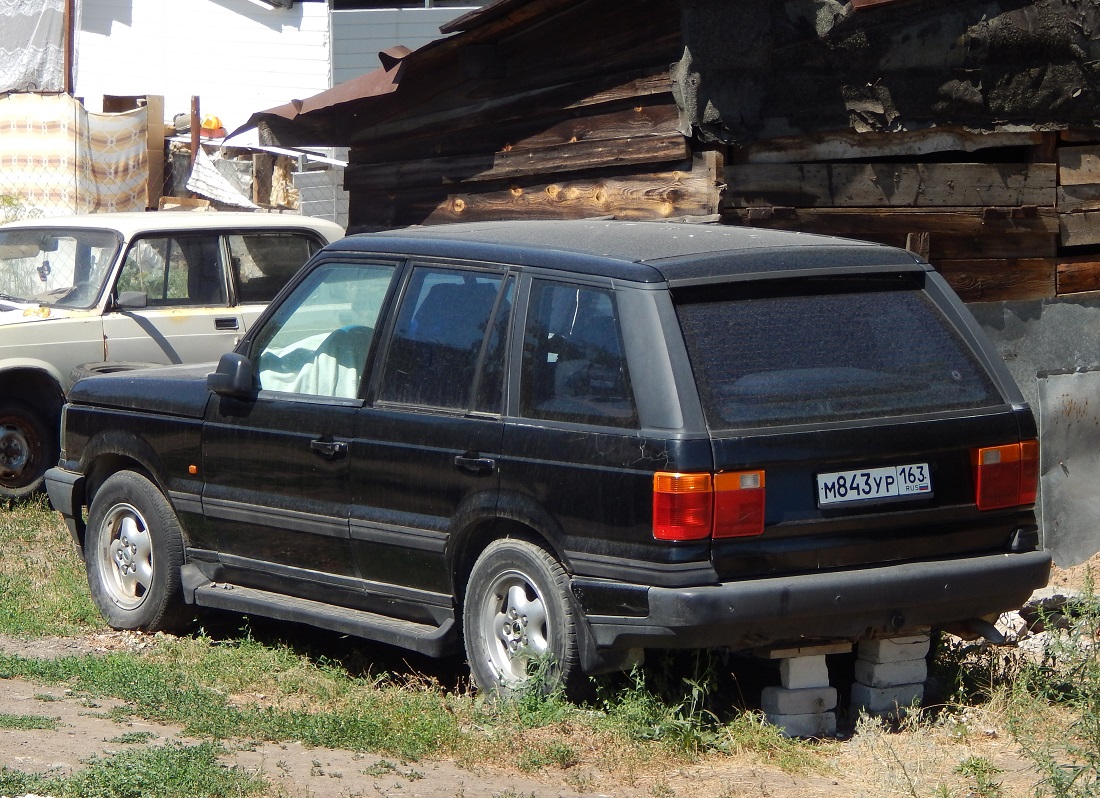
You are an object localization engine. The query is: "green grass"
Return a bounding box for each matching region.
[0,712,59,731]
[0,741,265,798]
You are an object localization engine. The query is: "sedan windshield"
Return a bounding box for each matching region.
[0,228,120,309]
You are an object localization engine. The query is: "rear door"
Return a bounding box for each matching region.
[349,262,512,618]
[672,272,1034,580]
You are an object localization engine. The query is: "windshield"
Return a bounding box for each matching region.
[0,228,120,309]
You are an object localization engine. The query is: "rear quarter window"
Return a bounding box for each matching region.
[675,276,1002,429]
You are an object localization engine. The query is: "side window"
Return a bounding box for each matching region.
[254,261,395,399]
[521,280,637,427]
[229,233,322,304]
[378,266,505,410]
[116,235,227,306]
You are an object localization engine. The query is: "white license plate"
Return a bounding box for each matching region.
[816,463,932,507]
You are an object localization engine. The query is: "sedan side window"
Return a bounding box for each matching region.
[117,235,227,306]
[378,266,505,410]
[521,280,637,427]
[254,261,395,399]
[229,233,323,304]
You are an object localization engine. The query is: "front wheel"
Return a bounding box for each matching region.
[0,401,55,500]
[463,538,584,697]
[85,471,190,632]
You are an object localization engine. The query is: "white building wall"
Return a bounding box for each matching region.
[74,0,332,131]
[331,7,482,84]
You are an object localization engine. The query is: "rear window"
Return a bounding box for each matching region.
[675,277,1002,429]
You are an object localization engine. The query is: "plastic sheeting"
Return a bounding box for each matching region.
[0,0,66,93]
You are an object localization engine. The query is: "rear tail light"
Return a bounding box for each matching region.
[653,473,712,541]
[973,440,1039,511]
[653,470,766,541]
[713,470,766,538]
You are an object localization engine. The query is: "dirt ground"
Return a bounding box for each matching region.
[0,556,1094,798]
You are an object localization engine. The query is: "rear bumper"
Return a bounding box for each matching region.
[44,466,85,548]
[578,550,1052,650]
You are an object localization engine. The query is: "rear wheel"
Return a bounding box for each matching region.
[85,471,190,632]
[463,538,584,697]
[0,401,54,500]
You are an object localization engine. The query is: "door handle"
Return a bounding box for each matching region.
[214,317,239,331]
[454,455,496,475]
[310,439,348,460]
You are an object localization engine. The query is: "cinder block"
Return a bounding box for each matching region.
[857,634,931,664]
[779,655,830,689]
[850,681,925,717]
[761,685,837,715]
[765,711,837,738]
[854,657,928,689]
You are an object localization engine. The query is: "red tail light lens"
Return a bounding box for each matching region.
[973,440,1039,511]
[653,472,713,541]
[713,470,766,538]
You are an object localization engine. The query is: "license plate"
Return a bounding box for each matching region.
[816,463,932,507]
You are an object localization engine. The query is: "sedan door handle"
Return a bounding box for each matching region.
[310,439,348,460]
[214,317,239,331]
[454,455,496,475]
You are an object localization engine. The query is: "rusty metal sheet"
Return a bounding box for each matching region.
[1038,369,1100,568]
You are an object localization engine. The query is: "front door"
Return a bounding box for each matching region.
[200,258,398,605]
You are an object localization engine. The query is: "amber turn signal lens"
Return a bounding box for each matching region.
[973,440,1039,511]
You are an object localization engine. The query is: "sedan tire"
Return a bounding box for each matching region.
[0,401,54,500]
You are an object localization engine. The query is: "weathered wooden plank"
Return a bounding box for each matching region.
[930,233,1057,260]
[346,133,689,189]
[737,128,1043,165]
[349,100,680,166]
[721,207,1060,236]
[1058,145,1100,186]
[1058,183,1100,212]
[934,258,1055,303]
[1060,210,1100,246]
[1056,255,1100,295]
[349,154,718,229]
[725,163,1057,208]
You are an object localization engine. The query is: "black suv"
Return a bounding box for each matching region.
[45,221,1050,693]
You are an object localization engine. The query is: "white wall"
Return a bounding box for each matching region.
[331,7,482,84]
[74,0,332,132]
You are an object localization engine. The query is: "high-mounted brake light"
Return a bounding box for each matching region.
[653,470,766,541]
[973,440,1039,511]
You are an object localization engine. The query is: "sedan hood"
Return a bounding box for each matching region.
[68,364,216,418]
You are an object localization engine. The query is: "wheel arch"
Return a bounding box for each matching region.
[0,365,65,426]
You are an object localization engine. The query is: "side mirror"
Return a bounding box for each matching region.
[207,352,254,398]
[115,291,148,309]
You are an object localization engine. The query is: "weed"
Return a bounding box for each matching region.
[954,755,1003,798]
[0,712,59,731]
[106,731,159,744]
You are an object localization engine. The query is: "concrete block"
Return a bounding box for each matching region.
[854,657,928,689]
[857,634,931,664]
[765,711,837,738]
[850,681,925,717]
[761,685,837,715]
[779,655,830,689]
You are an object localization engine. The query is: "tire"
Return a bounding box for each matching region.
[0,401,55,500]
[84,471,190,632]
[463,538,584,697]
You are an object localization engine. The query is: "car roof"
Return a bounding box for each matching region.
[335,220,927,283]
[0,211,344,242]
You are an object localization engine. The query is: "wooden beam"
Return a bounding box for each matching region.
[1058,183,1100,212]
[934,258,1055,303]
[144,95,164,210]
[349,154,716,229]
[725,163,1057,208]
[737,128,1043,165]
[1057,255,1100,295]
[346,133,689,189]
[1060,210,1100,247]
[721,207,1060,236]
[1058,145,1100,186]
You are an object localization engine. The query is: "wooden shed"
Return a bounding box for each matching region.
[244,0,1100,305]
